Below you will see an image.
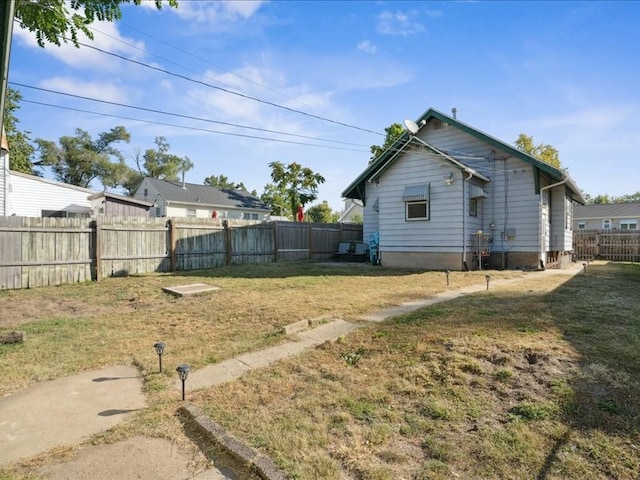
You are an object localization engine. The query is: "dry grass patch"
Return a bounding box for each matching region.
[190,262,640,479]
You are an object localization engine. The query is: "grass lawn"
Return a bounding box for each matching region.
[1,261,639,479]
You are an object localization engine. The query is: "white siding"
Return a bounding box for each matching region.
[0,150,7,216]
[549,188,572,251]
[7,173,93,217]
[362,183,379,242]
[422,123,542,254]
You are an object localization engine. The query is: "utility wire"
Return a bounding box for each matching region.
[58,35,383,137]
[10,81,370,148]
[109,22,326,116]
[19,98,370,153]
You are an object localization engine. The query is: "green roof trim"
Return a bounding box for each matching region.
[342,107,585,205]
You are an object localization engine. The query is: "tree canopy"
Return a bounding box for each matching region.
[2,87,35,174]
[204,174,249,192]
[514,133,561,168]
[262,161,325,221]
[34,126,131,189]
[122,136,193,195]
[14,0,178,48]
[306,201,339,223]
[369,123,404,163]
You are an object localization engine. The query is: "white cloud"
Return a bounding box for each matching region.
[38,77,129,104]
[377,10,425,36]
[13,20,146,72]
[357,40,377,54]
[172,0,265,23]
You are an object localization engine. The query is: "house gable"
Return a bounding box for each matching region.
[343,108,585,205]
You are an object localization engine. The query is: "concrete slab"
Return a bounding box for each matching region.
[163,284,221,297]
[0,365,144,465]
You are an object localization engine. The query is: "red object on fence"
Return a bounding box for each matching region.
[296,205,304,222]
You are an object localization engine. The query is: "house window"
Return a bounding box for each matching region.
[620,219,638,230]
[577,221,586,230]
[42,210,89,218]
[144,188,148,197]
[469,198,477,217]
[406,201,428,220]
[603,219,611,230]
[402,183,430,221]
[155,207,162,217]
[186,208,197,218]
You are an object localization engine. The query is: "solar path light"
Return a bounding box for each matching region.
[153,342,165,373]
[176,364,191,401]
[485,275,491,290]
[583,262,587,273]
[445,270,450,286]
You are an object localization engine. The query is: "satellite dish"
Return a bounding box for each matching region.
[403,119,420,135]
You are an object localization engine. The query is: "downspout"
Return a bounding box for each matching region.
[539,178,567,269]
[462,168,473,270]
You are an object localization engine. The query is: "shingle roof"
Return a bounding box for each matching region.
[574,202,640,219]
[342,108,585,205]
[146,178,270,211]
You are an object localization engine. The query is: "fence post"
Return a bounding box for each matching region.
[308,222,313,259]
[273,221,279,262]
[168,219,177,272]
[94,218,102,281]
[224,220,231,265]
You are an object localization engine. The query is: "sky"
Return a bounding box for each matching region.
[7,0,640,211]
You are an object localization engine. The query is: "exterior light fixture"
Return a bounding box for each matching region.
[154,342,165,373]
[485,275,491,290]
[176,364,191,401]
[443,173,454,186]
[445,270,450,286]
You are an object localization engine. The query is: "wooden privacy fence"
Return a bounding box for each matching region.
[573,230,640,262]
[0,217,362,290]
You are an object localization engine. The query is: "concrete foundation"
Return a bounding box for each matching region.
[380,251,463,270]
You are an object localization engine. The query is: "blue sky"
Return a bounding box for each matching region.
[8,0,640,211]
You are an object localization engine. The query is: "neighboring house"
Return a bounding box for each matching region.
[573,203,640,231]
[1,129,8,216]
[89,191,153,217]
[338,199,364,223]
[134,177,271,220]
[342,108,585,271]
[7,171,94,218]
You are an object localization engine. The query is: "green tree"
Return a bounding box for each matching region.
[590,194,614,205]
[121,137,193,195]
[306,201,339,223]
[14,0,178,48]
[34,126,131,188]
[263,162,325,221]
[370,123,404,163]
[204,174,248,192]
[615,192,640,203]
[2,87,36,174]
[260,183,291,218]
[514,133,561,168]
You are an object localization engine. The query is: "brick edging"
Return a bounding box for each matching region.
[178,403,288,480]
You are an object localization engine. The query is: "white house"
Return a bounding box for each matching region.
[134,177,271,220]
[342,108,585,271]
[7,171,94,217]
[1,129,8,216]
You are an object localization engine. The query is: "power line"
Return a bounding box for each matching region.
[10,81,370,148]
[108,22,326,116]
[19,98,370,153]
[59,35,383,137]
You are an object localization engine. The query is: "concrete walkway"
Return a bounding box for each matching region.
[0,264,583,478]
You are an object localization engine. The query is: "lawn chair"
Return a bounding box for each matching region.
[352,242,368,262]
[335,241,352,261]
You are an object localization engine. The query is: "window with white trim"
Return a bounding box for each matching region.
[577,221,586,230]
[602,219,611,230]
[402,183,430,221]
[186,208,197,218]
[620,219,638,230]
